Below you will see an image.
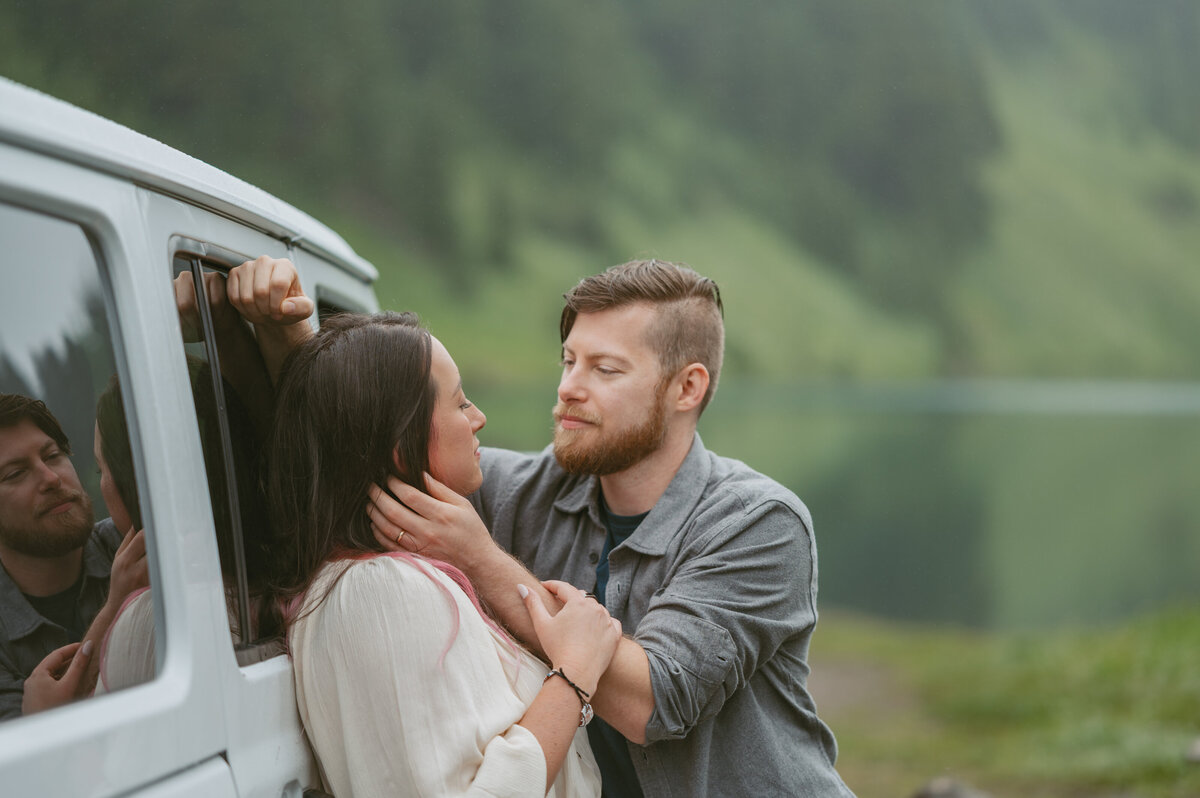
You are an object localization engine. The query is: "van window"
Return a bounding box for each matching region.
[170,254,278,657]
[0,200,159,719]
[316,290,365,324]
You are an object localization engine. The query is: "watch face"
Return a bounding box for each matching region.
[580,703,595,727]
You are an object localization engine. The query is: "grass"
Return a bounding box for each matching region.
[810,607,1200,798]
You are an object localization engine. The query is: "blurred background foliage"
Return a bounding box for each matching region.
[4,2,1199,795]
[5,0,1199,383]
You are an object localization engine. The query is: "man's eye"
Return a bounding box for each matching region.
[0,469,22,482]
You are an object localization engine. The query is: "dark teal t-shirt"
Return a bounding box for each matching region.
[24,574,85,640]
[589,493,648,798]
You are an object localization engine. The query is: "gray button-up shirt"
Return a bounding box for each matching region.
[470,434,855,797]
[0,518,122,720]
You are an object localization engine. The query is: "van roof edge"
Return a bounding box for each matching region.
[0,78,378,282]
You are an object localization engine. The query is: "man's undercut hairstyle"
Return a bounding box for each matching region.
[0,393,71,453]
[560,259,725,412]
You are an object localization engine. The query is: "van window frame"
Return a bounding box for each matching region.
[168,235,280,661]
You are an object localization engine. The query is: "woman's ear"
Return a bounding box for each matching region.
[392,444,406,476]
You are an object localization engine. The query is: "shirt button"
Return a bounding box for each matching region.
[588,551,599,564]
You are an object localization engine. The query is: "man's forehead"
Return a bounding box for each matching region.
[0,419,54,460]
[565,305,657,355]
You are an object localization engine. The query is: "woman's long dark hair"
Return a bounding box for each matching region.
[265,311,435,599]
[264,312,512,662]
[95,374,143,532]
[96,360,269,581]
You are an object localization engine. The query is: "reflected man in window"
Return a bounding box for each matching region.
[0,394,147,719]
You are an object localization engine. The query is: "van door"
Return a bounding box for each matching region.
[0,140,238,796]
[138,189,336,798]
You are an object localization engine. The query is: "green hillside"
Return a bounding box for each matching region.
[3,3,1195,390]
[951,47,1200,378]
[352,5,1200,389]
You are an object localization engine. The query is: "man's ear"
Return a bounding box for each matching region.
[672,363,710,413]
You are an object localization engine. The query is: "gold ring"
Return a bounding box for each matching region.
[396,530,406,545]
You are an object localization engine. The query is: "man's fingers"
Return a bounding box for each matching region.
[204,270,229,313]
[422,472,463,504]
[382,475,443,518]
[269,268,294,321]
[225,268,241,308]
[370,520,399,551]
[370,519,417,552]
[368,482,426,527]
[226,256,313,324]
[283,294,315,320]
[251,257,277,319]
[541,580,584,602]
[173,271,197,311]
[367,503,418,549]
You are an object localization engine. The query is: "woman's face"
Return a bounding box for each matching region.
[94,422,134,533]
[426,337,487,495]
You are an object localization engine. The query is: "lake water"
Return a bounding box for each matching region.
[473,379,1200,631]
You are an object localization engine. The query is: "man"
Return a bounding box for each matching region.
[230,256,854,797]
[0,394,145,719]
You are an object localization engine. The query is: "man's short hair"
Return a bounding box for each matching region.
[0,393,71,454]
[560,259,725,412]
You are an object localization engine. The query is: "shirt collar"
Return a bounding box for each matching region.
[623,432,711,556]
[0,520,112,642]
[551,432,712,556]
[552,470,605,529]
[81,518,118,582]
[0,557,55,641]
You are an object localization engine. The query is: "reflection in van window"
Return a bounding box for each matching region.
[0,201,157,721]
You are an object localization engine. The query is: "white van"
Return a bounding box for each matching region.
[0,78,379,796]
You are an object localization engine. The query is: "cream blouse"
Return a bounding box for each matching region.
[290,555,600,798]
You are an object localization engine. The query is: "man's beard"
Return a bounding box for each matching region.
[553,387,670,476]
[0,489,94,558]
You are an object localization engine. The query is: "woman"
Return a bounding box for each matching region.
[265,312,620,798]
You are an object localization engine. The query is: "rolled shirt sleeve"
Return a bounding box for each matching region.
[634,500,817,743]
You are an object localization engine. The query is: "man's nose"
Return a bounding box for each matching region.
[34,460,63,491]
[558,369,586,403]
